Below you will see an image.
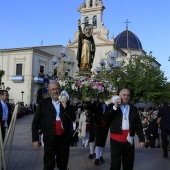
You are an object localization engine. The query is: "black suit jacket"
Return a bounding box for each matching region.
[145,117,159,138]
[0,101,12,128]
[103,103,145,143]
[158,103,170,129]
[91,102,104,126]
[32,97,76,142]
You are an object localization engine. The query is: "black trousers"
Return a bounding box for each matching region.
[95,126,109,147]
[43,135,70,170]
[161,128,170,157]
[89,125,95,142]
[148,136,157,148]
[1,126,6,141]
[110,139,134,170]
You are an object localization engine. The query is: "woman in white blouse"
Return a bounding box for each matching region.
[78,105,90,147]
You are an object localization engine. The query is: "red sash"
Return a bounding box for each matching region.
[110,130,129,142]
[55,120,64,135]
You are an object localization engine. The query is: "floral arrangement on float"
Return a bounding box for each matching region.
[58,76,117,102]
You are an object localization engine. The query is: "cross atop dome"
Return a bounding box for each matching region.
[124,19,131,30]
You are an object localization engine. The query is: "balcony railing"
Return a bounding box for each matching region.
[11,75,24,83]
[34,76,44,83]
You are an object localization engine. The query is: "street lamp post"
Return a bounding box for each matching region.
[52,50,75,79]
[95,52,122,74]
[21,91,24,102]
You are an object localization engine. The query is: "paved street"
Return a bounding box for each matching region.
[5,114,170,170]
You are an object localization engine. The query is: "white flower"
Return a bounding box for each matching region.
[71,84,75,90]
[74,87,78,91]
[62,81,66,86]
[59,80,63,87]
[83,82,90,86]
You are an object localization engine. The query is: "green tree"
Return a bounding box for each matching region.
[96,53,168,104]
[160,82,170,104]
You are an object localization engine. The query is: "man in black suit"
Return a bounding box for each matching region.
[32,81,76,170]
[158,101,170,158]
[103,89,145,170]
[93,99,110,165]
[145,112,159,148]
[0,90,12,141]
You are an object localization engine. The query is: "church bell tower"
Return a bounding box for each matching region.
[67,0,115,73]
[77,0,109,40]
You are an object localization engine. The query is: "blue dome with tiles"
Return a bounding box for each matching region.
[114,28,143,50]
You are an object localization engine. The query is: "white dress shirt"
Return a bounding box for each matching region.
[52,100,60,120]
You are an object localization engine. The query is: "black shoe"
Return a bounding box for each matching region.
[88,154,94,159]
[163,154,168,159]
[94,159,99,165]
[100,156,105,163]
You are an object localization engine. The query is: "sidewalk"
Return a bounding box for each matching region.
[7,114,170,170]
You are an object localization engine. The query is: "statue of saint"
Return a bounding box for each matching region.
[77,20,95,71]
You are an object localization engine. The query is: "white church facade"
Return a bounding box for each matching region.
[0,0,160,105]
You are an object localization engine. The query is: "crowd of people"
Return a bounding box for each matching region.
[31,84,146,170]
[139,107,160,148]
[74,98,170,169]
[139,106,170,151]
[1,85,170,170]
[17,103,37,118]
[0,90,37,142]
[76,99,110,165]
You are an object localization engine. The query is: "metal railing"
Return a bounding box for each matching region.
[0,104,19,170]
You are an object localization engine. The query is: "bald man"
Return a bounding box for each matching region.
[32,81,76,170]
[103,89,145,170]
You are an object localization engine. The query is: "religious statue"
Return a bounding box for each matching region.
[77,19,95,71]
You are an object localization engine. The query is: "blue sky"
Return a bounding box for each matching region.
[0,0,170,80]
